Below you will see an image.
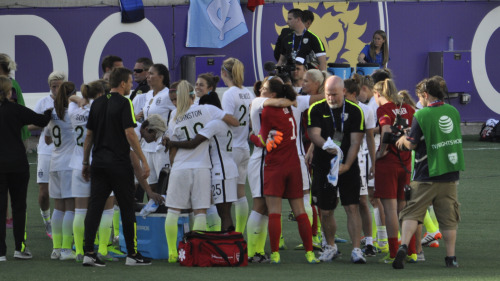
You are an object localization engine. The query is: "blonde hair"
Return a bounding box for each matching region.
[0,53,16,75]
[374,79,401,105]
[174,80,195,121]
[398,90,416,109]
[222,58,244,88]
[0,75,12,102]
[48,71,67,86]
[144,114,167,139]
[306,69,329,95]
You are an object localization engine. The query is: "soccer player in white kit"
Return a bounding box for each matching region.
[163,81,238,263]
[140,64,175,195]
[346,76,377,257]
[68,80,120,262]
[46,82,77,260]
[30,71,66,239]
[220,58,255,233]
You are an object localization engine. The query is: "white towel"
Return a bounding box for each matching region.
[486,118,499,127]
[139,195,166,218]
[322,137,343,186]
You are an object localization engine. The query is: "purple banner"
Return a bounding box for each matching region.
[1,2,500,122]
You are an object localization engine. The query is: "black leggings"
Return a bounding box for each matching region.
[0,169,29,256]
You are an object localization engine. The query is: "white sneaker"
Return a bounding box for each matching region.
[321,231,327,249]
[14,248,32,260]
[59,249,76,260]
[51,249,61,260]
[0,256,6,262]
[351,248,367,264]
[318,244,338,262]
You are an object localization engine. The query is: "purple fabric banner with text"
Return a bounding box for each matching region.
[1,2,500,121]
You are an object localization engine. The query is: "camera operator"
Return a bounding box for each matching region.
[372,78,416,264]
[277,9,326,71]
[393,77,464,269]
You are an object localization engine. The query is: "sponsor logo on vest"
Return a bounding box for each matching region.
[439,115,454,134]
[448,152,458,164]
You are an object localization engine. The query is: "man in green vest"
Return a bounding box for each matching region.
[392,76,464,269]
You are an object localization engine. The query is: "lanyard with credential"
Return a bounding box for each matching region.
[329,99,346,134]
[292,29,306,58]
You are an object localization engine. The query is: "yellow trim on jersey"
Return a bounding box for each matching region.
[308,99,326,126]
[308,30,325,52]
[257,134,266,146]
[345,99,365,131]
[128,98,137,124]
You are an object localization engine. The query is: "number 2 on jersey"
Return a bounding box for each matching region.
[238,104,247,126]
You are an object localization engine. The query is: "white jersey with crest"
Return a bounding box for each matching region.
[142,87,175,152]
[168,104,226,171]
[221,86,255,150]
[199,119,238,180]
[68,101,91,170]
[48,109,76,172]
[292,95,311,156]
[34,95,55,155]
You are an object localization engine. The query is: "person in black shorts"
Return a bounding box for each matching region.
[308,76,366,263]
[81,67,151,267]
[277,9,326,71]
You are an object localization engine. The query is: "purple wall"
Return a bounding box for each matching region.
[1,2,500,121]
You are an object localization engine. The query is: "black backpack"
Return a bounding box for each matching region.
[479,121,500,142]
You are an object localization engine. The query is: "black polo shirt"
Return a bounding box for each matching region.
[308,99,365,170]
[130,79,150,101]
[279,29,325,63]
[87,92,137,167]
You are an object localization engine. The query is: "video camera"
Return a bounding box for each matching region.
[264,57,297,81]
[382,114,410,150]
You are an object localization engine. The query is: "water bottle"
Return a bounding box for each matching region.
[448,36,454,51]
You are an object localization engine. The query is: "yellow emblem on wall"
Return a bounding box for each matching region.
[274,2,367,67]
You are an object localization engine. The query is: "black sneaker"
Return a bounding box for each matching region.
[125,252,152,266]
[363,245,377,257]
[249,253,270,263]
[83,252,106,267]
[445,256,459,268]
[392,244,408,269]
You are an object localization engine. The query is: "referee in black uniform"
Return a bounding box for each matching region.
[81,67,151,266]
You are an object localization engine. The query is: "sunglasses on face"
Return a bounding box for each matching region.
[134,69,146,73]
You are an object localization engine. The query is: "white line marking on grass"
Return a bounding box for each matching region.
[464,147,500,150]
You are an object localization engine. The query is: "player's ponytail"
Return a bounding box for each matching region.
[55,81,75,120]
[222,58,244,88]
[80,80,105,101]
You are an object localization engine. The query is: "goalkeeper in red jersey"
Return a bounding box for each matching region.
[249,79,319,264]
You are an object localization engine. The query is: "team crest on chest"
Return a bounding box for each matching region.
[156,98,161,105]
[342,113,349,121]
[448,152,458,165]
[303,38,309,44]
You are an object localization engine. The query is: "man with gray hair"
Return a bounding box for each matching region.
[29,71,67,239]
[307,76,365,263]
